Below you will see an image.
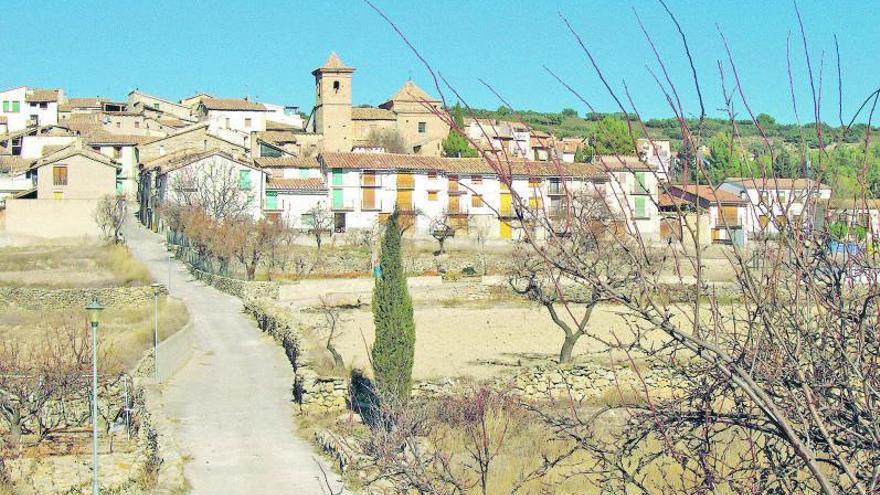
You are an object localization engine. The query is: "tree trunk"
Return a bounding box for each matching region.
[559,333,579,363]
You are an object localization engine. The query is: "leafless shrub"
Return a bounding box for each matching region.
[94,195,127,244]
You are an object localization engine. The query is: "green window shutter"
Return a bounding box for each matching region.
[332,188,344,209]
[2,101,7,112]
[266,191,278,210]
[116,181,124,194]
[238,170,251,189]
[634,196,646,218]
[332,168,343,186]
[12,101,19,113]
[635,172,647,194]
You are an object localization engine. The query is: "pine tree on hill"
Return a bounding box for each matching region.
[371,211,416,402]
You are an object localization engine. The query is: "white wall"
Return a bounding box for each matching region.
[206,109,267,133]
[161,154,266,220]
[0,87,29,131]
[20,135,76,159]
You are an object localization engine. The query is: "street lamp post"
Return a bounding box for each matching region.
[86,297,104,495]
[151,283,162,382]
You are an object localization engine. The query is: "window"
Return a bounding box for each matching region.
[53,191,63,200]
[634,172,648,194]
[418,121,427,133]
[332,188,344,209]
[53,166,68,186]
[427,170,437,179]
[134,121,140,129]
[427,190,438,201]
[40,102,47,109]
[238,169,251,190]
[362,187,377,210]
[29,102,37,108]
[634,196,646,218]
[333,80,340,93]
[2,101,7,112]
[113,146,122,159]
[116,121,121,129]
[471,194,483,208]
[471,175,483,185]
[244,118,252,128]
[266,191,278,210]
[225,117,231,128]
[11,101,19,113]
[528,177,541,189]
[332,168,344,186]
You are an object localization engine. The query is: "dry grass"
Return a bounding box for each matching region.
[0,297,189,369]
[0,243,152,288]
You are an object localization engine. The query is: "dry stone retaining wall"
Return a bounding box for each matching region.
[0,285,166,310]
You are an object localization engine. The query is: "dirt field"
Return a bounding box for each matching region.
[300,302,655,380]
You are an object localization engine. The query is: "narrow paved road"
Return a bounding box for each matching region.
[124,220,342,494]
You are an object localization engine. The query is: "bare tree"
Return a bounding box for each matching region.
[317,296,346,370]
[169,159,254,222]
[304,202,334,250]
[362,2,880,493]
[94,195,127,243]
[228,216,283,281]
[428,209,455,255]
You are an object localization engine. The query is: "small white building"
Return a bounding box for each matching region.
[719,177,832,237]
[262,103,305,130]
[198,98,269,134]
[0,87,63,131]
[637,138,672,182]
[660,184,751,246]
[600,155,662,242]
[145,150,267,229]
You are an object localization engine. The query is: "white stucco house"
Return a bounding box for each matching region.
[197,98,269,134]
[143,150,267,229]
[719,177,832,236]
[0,87,63,131]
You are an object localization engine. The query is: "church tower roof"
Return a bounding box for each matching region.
[312,52,355,75]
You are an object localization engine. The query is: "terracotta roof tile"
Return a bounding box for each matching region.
[254,156,319,168]
[25,89,60,103]
[319,152,606,178]
[201,98,267,111]
[267,177,327,192]
[667,184,746,204]
[257,130,299,144]
[725,177,831,190]
[351,107,396,120]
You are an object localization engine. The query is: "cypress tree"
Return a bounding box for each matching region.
[371,211,416,402]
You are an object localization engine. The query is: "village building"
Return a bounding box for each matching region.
[659,183,750,246]
[0,86,63,131]
[138,150,267,231]
[127,90,195,121]
[306,53,449,156]
[719,177,832,237]
[4,142,120,238]
[637,138,672,182]
[197,97,269,134]
[137,123,247,163]
[601,156,662,241]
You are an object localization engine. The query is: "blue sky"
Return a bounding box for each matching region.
[2,1,876,123]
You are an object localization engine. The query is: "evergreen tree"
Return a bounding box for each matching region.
[442,102,478,157]
[371,211,416,402]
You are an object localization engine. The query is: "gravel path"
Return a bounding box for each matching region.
[124,220,342,494]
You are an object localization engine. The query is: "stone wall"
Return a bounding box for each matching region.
[0,285,166,310]
[242,297,349,413]
[189,267,279,300]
